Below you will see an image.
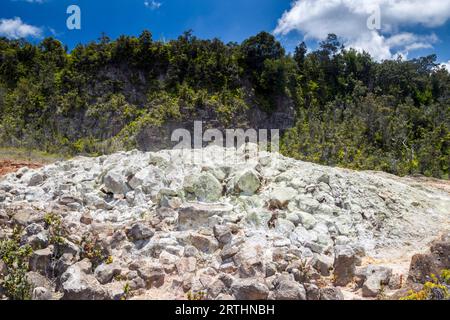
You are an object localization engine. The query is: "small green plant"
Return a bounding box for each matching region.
[120,282,131,300]
[44,213,65,245]
[295,258,313,283]
[80,234,108,268]
[114,274,127,282]
[105,256,113,265]
[401,270,450,300]
[376,284,388,300]
[0,227,33,300]
[441,269,450,284]
[186,291,206,300]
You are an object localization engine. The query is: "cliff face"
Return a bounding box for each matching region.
[30,64,296,154]
[0,145,448,300]
[136,99,295,152]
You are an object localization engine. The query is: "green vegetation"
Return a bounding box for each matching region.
[43,212,65,245]
[186,291,207,300]
[401,270,450,300]
[79,234,109,268]
[0,227,33,300]
[0,147,65,163]
[0,31,448,178]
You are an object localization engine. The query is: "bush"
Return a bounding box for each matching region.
[0,227,33,300]
[401,270,450,300]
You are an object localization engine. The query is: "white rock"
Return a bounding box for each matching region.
[236,169,261,195]
[297,211,317,230]
[192,172,223,202]
[103,170,129,195]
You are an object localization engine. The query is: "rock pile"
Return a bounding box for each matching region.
[0,145,449,300]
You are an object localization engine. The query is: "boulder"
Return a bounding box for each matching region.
[192,173,223,202]
[333,245,356,286]
[80,212,93,225]
[362,276,382,298]
[304,283,320,300]
[236,170,261,195]
[273,277,306,300]
[176,257,197,274]
[408,233,450,283]
[221,245,239,261]
[13,209,41,226]
[189,233,219,254]
[231,279,269,300]
[285,212,300,225]
[365,265,393,284]
[320,287,344,300]
[103,170,129,195]
[297,211,317,230]
[128,167,165,195]
[126,223,154,241]
[361,265,394,297]
[178,202,233,231]
[213,225,232,245]
[61,260,107,300]
[317,174,330,185]
[29,246,54,275]
[268,187,297,209]
[94,262,122,285]
[137,263,165,288]
[104,282,128,300]
[26,271,53,291]
[32,287,52,300]
[22,171,44,187]
[232,236,266,277]
[275,219,295,234]
[159,250,179,265]
[28,232,49,250]
[313,254,334,276]
[207,278,226,299]
[54,253,75,276]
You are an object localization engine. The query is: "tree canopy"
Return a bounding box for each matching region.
[0,31,448,178]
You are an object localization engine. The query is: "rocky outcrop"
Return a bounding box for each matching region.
[0,144,449,300]
[408,233,450,284]
[333,245,356,287]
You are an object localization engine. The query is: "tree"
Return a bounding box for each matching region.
[240,31,285,74]
[294,41,307,69]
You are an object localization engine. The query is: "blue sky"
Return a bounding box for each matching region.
[0,0,449,66]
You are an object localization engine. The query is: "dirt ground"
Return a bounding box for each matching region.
[0,160,43,176]
[405,175,450,194]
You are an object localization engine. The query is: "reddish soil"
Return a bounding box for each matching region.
[0,160,43,177]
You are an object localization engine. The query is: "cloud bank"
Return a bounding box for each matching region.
[0,17,42,39]
[274,0,450,60]
[442,61,450,72]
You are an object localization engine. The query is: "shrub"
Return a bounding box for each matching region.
[0,227,33,300]
[401,270,450,300]
[44,212,65,245]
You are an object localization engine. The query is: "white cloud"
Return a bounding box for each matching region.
[442,61,450,72]
[274,0,450,60]
[144,1,162,10]
[0,17,42,39]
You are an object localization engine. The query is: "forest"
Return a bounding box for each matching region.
[0,30,448,178]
